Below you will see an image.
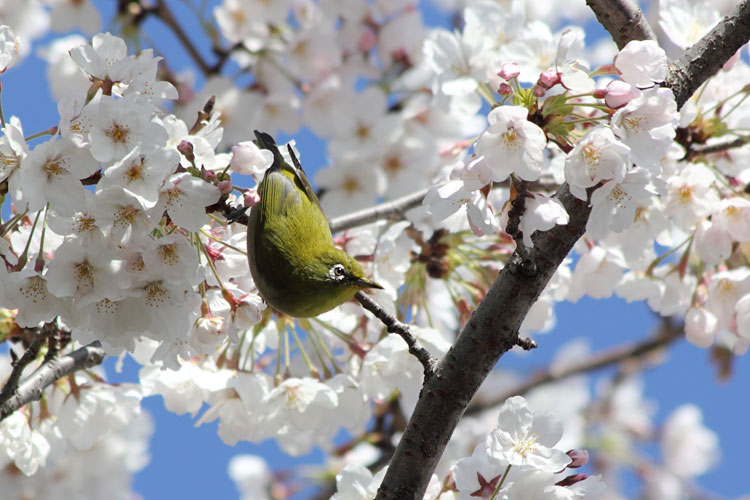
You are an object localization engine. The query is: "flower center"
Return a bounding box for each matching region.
[106,122,130,144]
[158,243,179,266]
[125,158,145,183]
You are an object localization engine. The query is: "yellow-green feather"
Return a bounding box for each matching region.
[248,131,377,317]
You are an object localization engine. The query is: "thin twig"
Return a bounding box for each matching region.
[467,318,683,415]
[0,341,105,421]
[330,188,429,233]
[355,292,437,380]
[152,0,212,75]
[687,136,749,159]
[210,41,243,74]
[329,176,560,234]
[585,0,656,48]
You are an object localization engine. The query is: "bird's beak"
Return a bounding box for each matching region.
[354,277,383,290]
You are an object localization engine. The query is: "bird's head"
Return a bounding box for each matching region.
[313,247,383,291]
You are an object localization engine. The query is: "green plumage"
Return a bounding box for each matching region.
[247,131,382,317]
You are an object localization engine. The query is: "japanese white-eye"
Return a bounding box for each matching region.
[247,131,382,317]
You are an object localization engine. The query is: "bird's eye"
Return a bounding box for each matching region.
[329,264,346,281]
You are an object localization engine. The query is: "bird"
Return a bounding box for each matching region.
[247,131,382,317]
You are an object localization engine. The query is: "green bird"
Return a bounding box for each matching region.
[247,131,382,317]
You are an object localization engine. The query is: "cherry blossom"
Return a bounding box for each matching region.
[0,25,20,72]
[476,106,547,182]
[0,3,745,498]
[486,396,571,472]
[615,40,667,88]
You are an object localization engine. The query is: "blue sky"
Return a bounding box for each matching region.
[1,1,749,499]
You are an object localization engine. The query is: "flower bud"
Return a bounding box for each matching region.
[566,449,589,468]
[604,80,641,109]
[498,62,520,80]
[537,69,560,89]
[177,140,195,164]
[193,315,227,346]
[556,473,587,487]
[218,179,233,195]
[498,82,513,95]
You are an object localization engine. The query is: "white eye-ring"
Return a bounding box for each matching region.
[329,264,346,281]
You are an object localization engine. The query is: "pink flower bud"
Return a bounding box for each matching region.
[498,82,513,95]
[593,88,607,99]
[566,449,589,468]
[604,80,641,108]
[533,84,546,97]
[538,69,560,89]
[556,474,587,487]
[218,179,233,195]
[177,140,194,163]
[498,62,520,80]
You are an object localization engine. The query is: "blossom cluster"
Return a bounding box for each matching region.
[0,0,741,498]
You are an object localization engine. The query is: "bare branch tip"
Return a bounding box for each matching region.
[516,336,537,351]
[354,292,438,380]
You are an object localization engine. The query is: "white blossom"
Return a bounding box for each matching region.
[0,25,20,72]
[659,0,721,50]
[476,106,547,182]
[0,412,50,476]
[486,396,571,472]
[614,40,667,88]
[564,126,630,201]
[611,87,678,169]
[518,193,569,247]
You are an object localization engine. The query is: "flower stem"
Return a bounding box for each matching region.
[488,464,512,500]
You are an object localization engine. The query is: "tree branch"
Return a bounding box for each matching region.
[0,326,51,410]
[686,136,749,160]
[585,0,656,48]
[374,5,750,495]
[374,184,591,500]
[0,341,105,421]
[665,0,750,109]
[329,176,561,234]
[467,318,683,416]
[330,188,430,234]
[152,0,212,75]
[355,292,437,379]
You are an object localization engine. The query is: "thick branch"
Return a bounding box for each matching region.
[665,0,750,109]
[374,6,750,493]
[0,328,50,410]
[374,184,591,500]
[0,341,105,421]
[585,0,656,48]
[355,292,437,379]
